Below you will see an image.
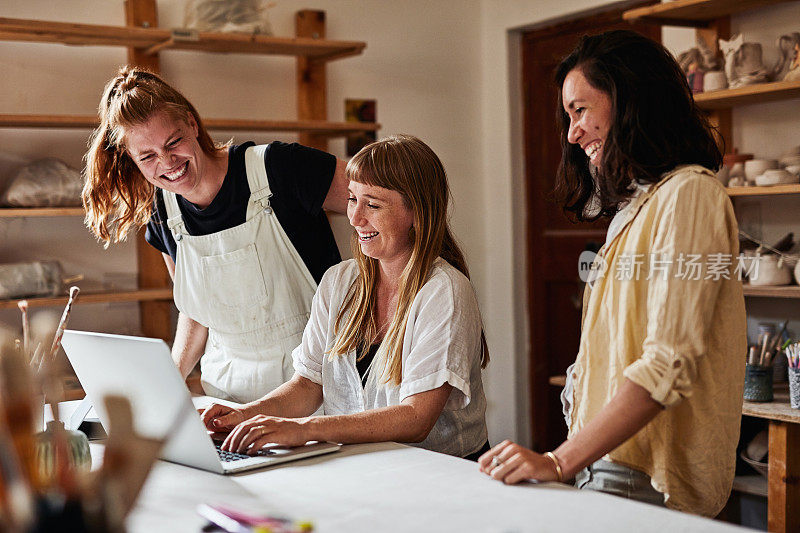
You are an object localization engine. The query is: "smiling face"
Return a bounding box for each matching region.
[562,68,613,167]
[124,111,210,205]
[347,181,415,270]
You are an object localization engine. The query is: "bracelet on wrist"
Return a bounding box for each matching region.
[543,451,564,482]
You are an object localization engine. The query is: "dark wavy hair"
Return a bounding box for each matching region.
[553,30,722,221]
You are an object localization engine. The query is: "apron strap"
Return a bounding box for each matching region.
[161,189,187,240]
[244,145,273,219]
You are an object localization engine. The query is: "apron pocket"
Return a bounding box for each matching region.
[201,243,269,332]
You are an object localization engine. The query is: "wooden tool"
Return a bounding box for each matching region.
[17,300,29,361]
[48,286,80,362]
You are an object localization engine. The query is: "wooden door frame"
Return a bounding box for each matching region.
[520,1,659,451]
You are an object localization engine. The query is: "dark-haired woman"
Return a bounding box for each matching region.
[479,30,745,517]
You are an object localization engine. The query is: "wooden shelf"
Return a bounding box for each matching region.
[623,0,794,27]
[0,17,366,61]
[743,285,800,298]
[0,114,380,137]
[0,288,173,309]
[694,79,800,110]
[743,386,800,424]
[727,184,800,197]
[0,207,84,217]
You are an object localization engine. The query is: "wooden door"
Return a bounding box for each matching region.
[521,4,660,452]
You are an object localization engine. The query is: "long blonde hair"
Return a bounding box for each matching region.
[330,134,488,386]
[82,66,221,246]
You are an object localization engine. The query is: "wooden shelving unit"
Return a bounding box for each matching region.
[727,184,800,197]
[623,0,793,26]
[0,4,375,340]
[743,285,800,298]
[695,79,800,110]
[0,114,379,137]
[0,207,85,217]
[0,288,174,310]
[0,16,365,61]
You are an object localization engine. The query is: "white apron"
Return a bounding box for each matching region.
[163,145,318,403]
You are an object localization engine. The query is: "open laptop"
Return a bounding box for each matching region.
[61,330,340,474]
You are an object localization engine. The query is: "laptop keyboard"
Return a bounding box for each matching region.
[215,444,252,462]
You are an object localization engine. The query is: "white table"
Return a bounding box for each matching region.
[92,442,748,532]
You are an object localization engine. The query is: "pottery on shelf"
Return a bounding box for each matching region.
[720,34,770,89]
[744,159,778,182]
[749,254,792,286]
[703,70,728,92]
[771,33,800,82]
[755,169,799,186]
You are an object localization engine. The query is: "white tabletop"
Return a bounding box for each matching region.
[94,442,748,532]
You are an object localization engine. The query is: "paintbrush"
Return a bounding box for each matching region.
[48,286,80,363]
[766,321,790,366]
[30,312,58,375]
[759,335,770,366]
[17,300,30,361]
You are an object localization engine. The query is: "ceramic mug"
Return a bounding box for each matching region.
[703,70,728,92]
[745,159,778,182]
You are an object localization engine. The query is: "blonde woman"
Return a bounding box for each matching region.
[202,135,490,459]
[83,67,348,403]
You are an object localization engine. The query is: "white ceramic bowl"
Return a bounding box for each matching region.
[749,255,792,286]
[755,169,798,186]
[745,159,778,181]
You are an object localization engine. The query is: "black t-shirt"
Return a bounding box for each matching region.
[144,141,341,284]
[356,343,380,386]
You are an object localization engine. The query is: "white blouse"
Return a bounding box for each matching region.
[292,258,488,458]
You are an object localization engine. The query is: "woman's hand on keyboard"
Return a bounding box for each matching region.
[201,403,247,432]
[221,415,310,453]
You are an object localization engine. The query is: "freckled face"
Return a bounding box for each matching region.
[562,68,613,166]
[124,111,205,202]
[347,181,414,268]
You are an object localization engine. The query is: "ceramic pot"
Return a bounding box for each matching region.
[745,159,778,182]
[704,70,728,91]
[35,420,91,484]
[749,255,792,286]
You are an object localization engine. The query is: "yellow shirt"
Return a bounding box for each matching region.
[569,165,746,517]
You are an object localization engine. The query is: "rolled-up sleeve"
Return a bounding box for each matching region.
[623,176,737,407]
[399,273,482,410]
